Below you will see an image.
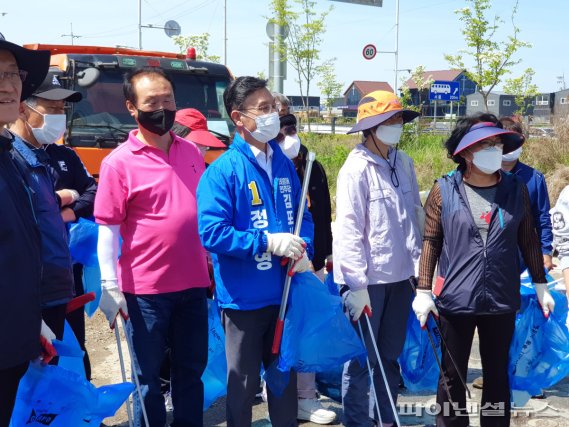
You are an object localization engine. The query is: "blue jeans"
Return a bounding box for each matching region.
[125,287,208,427]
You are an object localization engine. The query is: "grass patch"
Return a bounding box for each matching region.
[301,122,569,212]
[300,131,454,195]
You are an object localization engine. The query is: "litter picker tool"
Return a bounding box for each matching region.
[357,317,383,426]
[272,151,316,355]
[114,317,150,427]
[407,278,471,401]
[362,309,402,427]
[114,325,134,427]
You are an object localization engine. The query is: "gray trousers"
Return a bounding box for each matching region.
[342,280,413,426]
[222,306,298,427]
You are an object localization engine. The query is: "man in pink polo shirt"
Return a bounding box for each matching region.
[94,67,209,427]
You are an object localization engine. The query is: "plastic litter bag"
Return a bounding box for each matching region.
[398,308,441,392]
[202,299,227,410]
[68,218,101,316]
[509,297,569,405]
[10,363,133,427]
[68,218,99,267]
[324,271,340,296]
[82,265,102,317]
[266,272,366,395]
[55,321,86,378]
[315,366,343,403]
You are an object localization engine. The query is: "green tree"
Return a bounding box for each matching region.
[316,58,343,116]
[270,0,332,129]
[444,0,531,111]
[399,66,434,114]
[172,33,221,63]
[503,67,539,117]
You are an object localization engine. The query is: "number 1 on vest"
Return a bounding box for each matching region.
[248,181,263,206]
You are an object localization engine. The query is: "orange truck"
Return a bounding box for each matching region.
[24,44,233,177]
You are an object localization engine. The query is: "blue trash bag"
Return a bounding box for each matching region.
[68,218,100,316]
[68,218,99,267]
[509,297,569,404]
[398,308,441,393]
[55,320,86,378]
[82,264,102,317]
[10,363,133,427]
[324,271,340,296]
[520,270,568,321]
[202,299,227,410]
[315,366,343,403]
[266,272,367,396]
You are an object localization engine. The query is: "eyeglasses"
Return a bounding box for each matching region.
[241,103,278,115]
[479,138,504,149]
[0,70,28,83]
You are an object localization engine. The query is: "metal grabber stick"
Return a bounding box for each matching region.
[119,317,150,427]
[362,309,402,427]
[271,151,316,355]
[114,325,134,427]
[407,278,471,402]
[357,317,383,426]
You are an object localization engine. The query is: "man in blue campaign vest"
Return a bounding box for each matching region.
[197,76,314,427]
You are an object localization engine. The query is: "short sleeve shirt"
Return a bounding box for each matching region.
[94,130,209,294]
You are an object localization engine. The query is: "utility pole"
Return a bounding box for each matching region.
[394,0,400,94]
[224,0,227,65]
[138,0,143,50]
[376,0,399,93]
[61,23,82,45]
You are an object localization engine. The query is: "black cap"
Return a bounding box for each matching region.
[32,71,82,102]
[0,33,50,100]
[279,113,297,128]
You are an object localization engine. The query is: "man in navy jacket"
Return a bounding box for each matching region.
[500,117,553,270]
[9,78,76,345]
[21,72,96,378]
[0,35,50,426]
[197,76,314,427]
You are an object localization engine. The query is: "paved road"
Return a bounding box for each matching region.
[105,342,569,427]
[104,268,569,426]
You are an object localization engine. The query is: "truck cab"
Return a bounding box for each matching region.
[24,44,233,177]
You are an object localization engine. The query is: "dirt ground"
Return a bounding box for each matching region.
[87,311,131,426]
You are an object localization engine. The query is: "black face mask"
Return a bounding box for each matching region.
[136,108,176,136]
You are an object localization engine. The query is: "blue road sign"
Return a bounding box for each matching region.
[429,81,460,101]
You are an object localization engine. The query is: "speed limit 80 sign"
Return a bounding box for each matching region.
[362,43,377,60]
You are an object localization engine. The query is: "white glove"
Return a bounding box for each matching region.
[534,283,555,318]
[40,319,56,344]
[99,279,129,328]
[291,251,312,275]
[412,289,439,328]
[267,233,305,260]
[344,288,371,321]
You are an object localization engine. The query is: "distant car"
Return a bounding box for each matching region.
[529,127,555,138]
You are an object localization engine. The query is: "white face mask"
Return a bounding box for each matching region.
[243,111,280,144]
[279,134,301,159]
[502,147,522,162]
[472,146,503,174]
[27,105,67,145]
[375,124,403,146]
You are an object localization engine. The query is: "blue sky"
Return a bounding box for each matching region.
[2,0,567,96]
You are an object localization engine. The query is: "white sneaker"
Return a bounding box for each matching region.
[297,398,336,424]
